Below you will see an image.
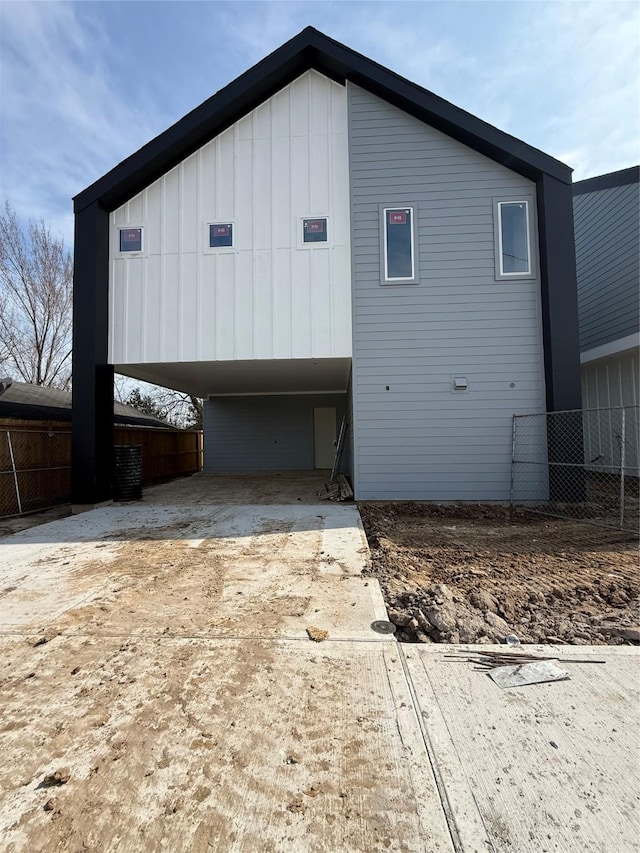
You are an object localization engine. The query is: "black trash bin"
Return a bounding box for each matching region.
[113,445,143,501]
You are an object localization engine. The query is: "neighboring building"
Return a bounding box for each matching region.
[573,167,639,410]
[573,166,639,476]
[0,381,171,429]
[72,27,581,505]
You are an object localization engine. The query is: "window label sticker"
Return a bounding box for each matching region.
[388,211,407,225]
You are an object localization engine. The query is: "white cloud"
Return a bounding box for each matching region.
[0,2,173,244]
[458,1,640,178]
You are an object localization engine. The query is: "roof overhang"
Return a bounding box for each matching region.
[573,165,639,196]
[74,27,572,214]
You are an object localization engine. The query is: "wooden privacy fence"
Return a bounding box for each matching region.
[114,426,203,483]
[0,420,202,518]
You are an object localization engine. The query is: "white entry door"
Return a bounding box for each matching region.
[313,407,336,469]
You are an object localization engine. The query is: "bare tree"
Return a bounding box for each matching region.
[0,202,73,389]
[115,377,203,429]
[125,386,203,429]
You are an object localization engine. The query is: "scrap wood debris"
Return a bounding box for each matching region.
[317,474,353,501]
[444,649,606,670]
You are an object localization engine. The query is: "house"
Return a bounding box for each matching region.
[0,381,171,429]
[573,165,639,475]
[573,166,639,410]
[71,27,581,505]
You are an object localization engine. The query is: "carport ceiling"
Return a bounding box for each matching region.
[116,358,351,397]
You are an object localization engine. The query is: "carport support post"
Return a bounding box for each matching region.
[71,201,114,506]
[536,173,585,503]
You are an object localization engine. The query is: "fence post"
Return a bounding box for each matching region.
[6,431,22,515]
[619,407,626,530]
[509,415,517,508]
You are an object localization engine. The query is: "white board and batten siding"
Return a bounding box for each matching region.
[349,84,546,501]
[109,71,351,366]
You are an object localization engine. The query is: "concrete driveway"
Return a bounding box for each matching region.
[1,473,638,852]
[0,475,453,852]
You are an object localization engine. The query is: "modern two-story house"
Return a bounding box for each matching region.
[72,27,581,505]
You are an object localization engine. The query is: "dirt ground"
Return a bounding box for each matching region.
[358,503,639,645]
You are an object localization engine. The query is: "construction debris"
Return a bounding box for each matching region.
[40,768,70,788]
[444,649,606,668]
[317,474,353,502]
[306,626,329,642]
[487,659,569,688]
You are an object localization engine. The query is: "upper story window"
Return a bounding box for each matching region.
[382,206,418,284]
[303,217,328,243]
[209,223,233,248]
[119,227,143,253]
[496,201,532,277]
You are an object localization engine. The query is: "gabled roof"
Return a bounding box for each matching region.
[573,165,639,196]
[0,382,172,428]
[74,27,572,214]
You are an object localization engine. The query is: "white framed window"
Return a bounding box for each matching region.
[495,200,533,278]
[116,226,144,255]
[203,220,236,253]
[381,205,419,284]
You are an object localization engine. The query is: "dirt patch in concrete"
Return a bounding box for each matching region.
[358,503,639,645]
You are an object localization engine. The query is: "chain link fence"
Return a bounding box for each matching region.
[0,429,72,518]
[511,406,639,531]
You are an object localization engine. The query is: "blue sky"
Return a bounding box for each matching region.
[1,0,638,246]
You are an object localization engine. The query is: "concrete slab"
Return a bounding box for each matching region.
[403,644,640,853]
[143,471,332,505]
[0,503,383,640]
[0,638,453,852]
[0,497,456,851]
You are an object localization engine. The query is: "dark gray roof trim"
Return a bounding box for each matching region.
[74,27,572,213]
[573,165,639,195]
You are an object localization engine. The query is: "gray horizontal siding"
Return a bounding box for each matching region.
[573,182,640,351]
[203,393,347,472]
[348,84,546,501]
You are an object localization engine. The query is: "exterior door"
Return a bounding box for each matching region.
[313,407,336,469]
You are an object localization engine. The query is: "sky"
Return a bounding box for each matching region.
[1,0,638,247]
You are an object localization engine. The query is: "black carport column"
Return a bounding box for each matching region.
[71,201,114,505]
[536,173,584,502]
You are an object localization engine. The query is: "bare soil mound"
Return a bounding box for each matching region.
[359,503,639,645]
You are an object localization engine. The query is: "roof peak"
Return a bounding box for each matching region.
[74,27,572,213]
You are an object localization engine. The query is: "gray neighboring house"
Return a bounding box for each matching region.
[71,27,581,505]
[0,381,170,429]
[573,166,639,409]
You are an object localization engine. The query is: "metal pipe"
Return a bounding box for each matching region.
[619,407,626,530]
[6,431,22,515]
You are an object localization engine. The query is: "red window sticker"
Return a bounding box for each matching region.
[388,211,407,225]
[213,226,230,237]
[305,219,324,232]
[123,229,141,242]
